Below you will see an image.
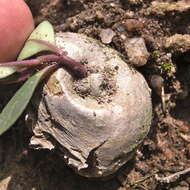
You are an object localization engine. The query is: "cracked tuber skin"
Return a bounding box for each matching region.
[0,0,34,62]
[28,32,152,177]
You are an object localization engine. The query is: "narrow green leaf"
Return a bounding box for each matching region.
[17,21,55,61]
[0,66,16,79]
[0,66,53,135]
[0,21,55,79]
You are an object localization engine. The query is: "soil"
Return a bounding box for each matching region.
[0,0,190,189]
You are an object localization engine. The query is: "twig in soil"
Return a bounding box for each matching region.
[132,172,157,186]
[155,167,190,183]
[138,184,149,190]
[161,86,166,113]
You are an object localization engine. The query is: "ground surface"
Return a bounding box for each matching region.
[0,0,190,189]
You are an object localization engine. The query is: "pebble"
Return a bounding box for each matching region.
[99,28,116,44]
[125,37,150,66]
[120,34,127,40]
[150,75,164,96]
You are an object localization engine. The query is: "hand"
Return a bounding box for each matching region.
[0,0,34,62]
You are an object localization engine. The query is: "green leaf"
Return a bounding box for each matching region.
[0,67,17,79]
[17,20,55,61]
[0,66,53,135]
[0,21,55,79]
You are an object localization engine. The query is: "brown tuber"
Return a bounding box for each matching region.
[28,32,152,177]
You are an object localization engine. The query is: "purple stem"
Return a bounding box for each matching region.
[17,67,31,73]
[29,39,63,55]
[0,59,40,67]
[38,55,87,78]
[0,55,87,78]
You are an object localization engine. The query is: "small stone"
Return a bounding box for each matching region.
[123,19,144,32]
[125,37,150,66]
[99,28,116,44]
[150,75,164,96]
[116,25,125,32]
[120,34,127,40]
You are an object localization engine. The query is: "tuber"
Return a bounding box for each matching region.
[28,32,152,178]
